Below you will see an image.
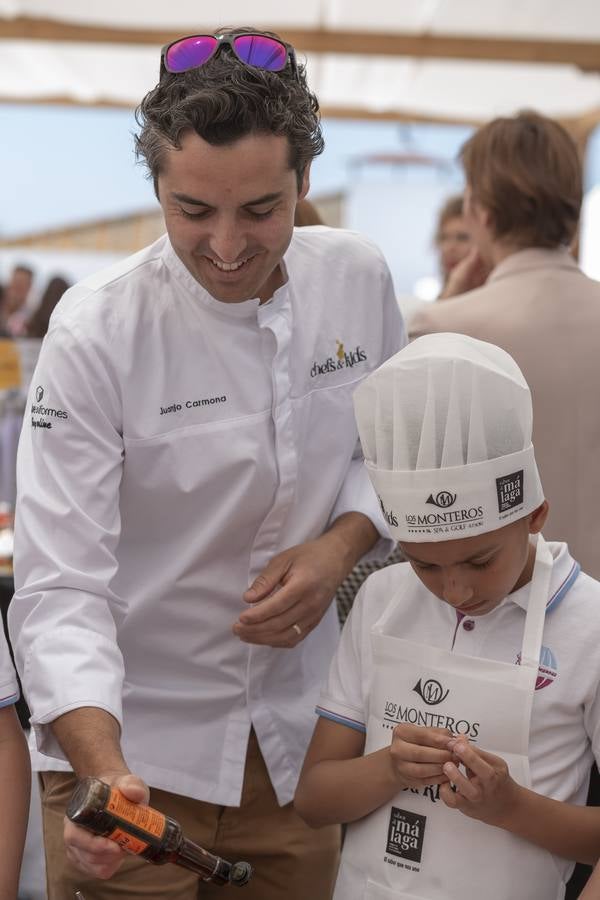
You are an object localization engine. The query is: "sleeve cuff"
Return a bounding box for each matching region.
[0,687,19,708]
[31,700,122,761]
[316,696,366,734]
[23,626,124,761]
[330,459,394,562]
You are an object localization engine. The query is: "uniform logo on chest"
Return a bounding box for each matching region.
[413,678,449,705]
[516,644,558,690]
[310,339,368,377]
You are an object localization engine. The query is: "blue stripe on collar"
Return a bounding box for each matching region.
[546,561,580,613]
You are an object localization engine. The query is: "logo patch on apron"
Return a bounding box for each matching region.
[386,807,426,864]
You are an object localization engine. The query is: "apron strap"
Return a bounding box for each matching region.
[520,534,553,669]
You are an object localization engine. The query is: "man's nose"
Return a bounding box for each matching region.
[442,573,474,608]
[208,220,247,263]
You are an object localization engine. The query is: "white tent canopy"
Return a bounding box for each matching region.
[0,1,599,127]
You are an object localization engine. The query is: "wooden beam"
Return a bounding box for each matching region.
[319,106,481,127]
[0,16,599,70]
[1,96,599,137]
[0,95,133,109]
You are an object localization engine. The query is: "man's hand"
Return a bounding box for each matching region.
[388,724,455,788]
[64,772,149,880]
[439,738,522,827]
[233,513,378,648]
[439,247,491,299]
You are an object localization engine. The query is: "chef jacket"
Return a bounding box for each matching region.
[318,543,600,884]
[9,226,405,806]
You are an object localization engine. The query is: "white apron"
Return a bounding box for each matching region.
[334,536,566,900]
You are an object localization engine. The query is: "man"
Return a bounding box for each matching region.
[9,27,404,900]
[410,110,600,579]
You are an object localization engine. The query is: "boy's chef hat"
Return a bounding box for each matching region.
[354,333,544,542]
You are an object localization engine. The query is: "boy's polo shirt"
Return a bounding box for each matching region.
[319,541,600,812]
[0,626,18,708]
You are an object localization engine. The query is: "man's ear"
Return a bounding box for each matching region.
[529,500,549,535]
[299,164,311,201]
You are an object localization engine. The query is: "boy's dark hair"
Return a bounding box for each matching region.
[460,111,582,248]
[135,29,324,196]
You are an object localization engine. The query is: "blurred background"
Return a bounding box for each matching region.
[1,0,599,312]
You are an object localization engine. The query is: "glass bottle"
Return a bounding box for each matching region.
[67,776,252,887]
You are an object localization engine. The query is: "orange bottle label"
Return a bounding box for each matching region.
[108,827,148,855]
[106,789,166,839]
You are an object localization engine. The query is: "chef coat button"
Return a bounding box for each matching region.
[463,619,475,631]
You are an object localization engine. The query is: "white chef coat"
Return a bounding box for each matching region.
[319,542,600,886]
[9,226,405,806]
[0,625,18,709]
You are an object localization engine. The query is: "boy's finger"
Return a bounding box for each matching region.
[450,741,496,778]
[393,723,454,747]
[403,762,450,780]
[442,762,480,801]
[393,744,453,766]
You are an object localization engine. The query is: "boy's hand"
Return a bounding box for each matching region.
[389,724,455,788]
[439,738,522,826]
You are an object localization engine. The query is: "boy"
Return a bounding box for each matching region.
[295,333,600,899]
[0,622,30,898]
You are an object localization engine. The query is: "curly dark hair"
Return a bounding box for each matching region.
[135,29,324,196]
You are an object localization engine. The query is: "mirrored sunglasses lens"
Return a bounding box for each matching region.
[165,36,217,72]
[233,35,287,71]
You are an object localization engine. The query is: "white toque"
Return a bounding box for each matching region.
[354,333,544,542]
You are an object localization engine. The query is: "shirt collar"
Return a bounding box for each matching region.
[161,238,290,319]
[507,541,580,614]
[488,247,578,285]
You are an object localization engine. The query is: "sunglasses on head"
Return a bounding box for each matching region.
[161,31,299,79]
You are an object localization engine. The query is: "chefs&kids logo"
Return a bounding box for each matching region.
[496,469,524,514]
[310,339,368,377]
[378,496,399,528]
[386,807,426,865]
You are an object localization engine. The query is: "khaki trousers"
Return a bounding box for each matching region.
[40,732,340,899]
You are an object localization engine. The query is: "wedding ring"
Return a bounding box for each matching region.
[291,623,302,637]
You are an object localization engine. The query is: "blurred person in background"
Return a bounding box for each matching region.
[0,285,9,338]
[400,194,474,328]
[25,276,70,340]
[434,193,473,294]
[294,198,325,226]
[2,265,34,337]
[410,110,600,580]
